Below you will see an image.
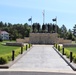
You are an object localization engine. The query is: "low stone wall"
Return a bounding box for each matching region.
[58,38,72,44]
[16,33,72,44]
[6,42,24,46]
[63,44,76,47]
[63,40,72,44]
[24,37,29,43]
[16,37,29,43]
[16,39,24,43]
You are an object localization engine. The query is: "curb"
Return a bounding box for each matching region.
[53,47,76,71]
[0,46,33,69]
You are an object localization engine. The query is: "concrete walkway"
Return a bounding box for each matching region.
[10,45,72,71]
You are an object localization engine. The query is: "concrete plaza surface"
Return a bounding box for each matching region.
[10,45,73,71]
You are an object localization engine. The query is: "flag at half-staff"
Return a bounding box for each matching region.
[28,17,32,21]
[28,17,32,25]
[52,17,57,25]
[52,18,57,21]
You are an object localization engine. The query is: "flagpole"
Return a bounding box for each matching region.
[28,16,32,32]
[56,16,57,33]
[56,16,57,25]
[43,10,45,25]
[31,16,32,26]
[52,16,57,33]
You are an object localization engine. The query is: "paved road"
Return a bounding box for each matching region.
[10,45,72,71]
[0,71,76,75]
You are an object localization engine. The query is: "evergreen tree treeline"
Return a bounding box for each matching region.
[0,21,75,41]
[0,21,31,40]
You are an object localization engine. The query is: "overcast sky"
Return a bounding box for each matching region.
[0,0,76,29]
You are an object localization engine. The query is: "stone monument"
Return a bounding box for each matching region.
[29,33,58,44]
[29,24,58,44]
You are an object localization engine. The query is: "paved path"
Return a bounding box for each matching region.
[10,45,72,71]
[0,71,76,75]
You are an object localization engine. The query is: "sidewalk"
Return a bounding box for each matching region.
[10,45,72,71]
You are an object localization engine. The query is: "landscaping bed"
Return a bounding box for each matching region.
[54,44,76,63]
[63,43,76,47]
[6,42,24,46]
[0,41,31,65]
[64,47,76,63]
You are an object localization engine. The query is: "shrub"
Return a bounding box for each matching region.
[23,46,26,51]
[0,48,21,64]
[0,38,3,42]
[64,49,70,58]
[73,54,76,63]
[0,46,27,64]
[14,48,20,57]
[0,56,8,64]
[6,54,12,61]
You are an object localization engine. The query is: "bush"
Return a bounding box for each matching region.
[64,49,70,58]
[15,49,20,57]
[0,46,27,64]
[73,54,76,63]
[0,56,8,64]
[23,46,26,51]
[0,48,20,64]
[0,38,3,42]
[60,47,76,63]
[54,44,58,49]
[6,54,12,61]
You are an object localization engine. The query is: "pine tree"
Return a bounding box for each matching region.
[73,24,76,36]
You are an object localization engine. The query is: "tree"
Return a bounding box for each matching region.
[56,25,59,33]
[67,29,72,40]
[37,23,40,32]
[47,24,51,33]
[0,21,32,40]
[32,24,35,32]
[0,21,4,27]
[60,25,67,39]
[49,23,53,33]
[42,24,46,32]
[73,24,76,37]
[52,24,55,33]
[8,23,12,27]
[4,23,7,27]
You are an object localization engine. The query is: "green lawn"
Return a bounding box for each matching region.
[0,41,20,55]
[65,47,76,53]
[72,41,76,44]
[0,41,28,64]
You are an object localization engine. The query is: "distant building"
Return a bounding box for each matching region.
[0,31,9,40]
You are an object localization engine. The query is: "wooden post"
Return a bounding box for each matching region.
[12,50,15,61]
[26,45,27,50]
[58,46,60,51]
[62,47,64,55]
[70,52,73,63]
[21,46,23,54]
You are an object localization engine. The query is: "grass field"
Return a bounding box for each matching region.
[0,41,20,55]
[65,47,76,53]
[72,41,76,44]
[0,41,28,64]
